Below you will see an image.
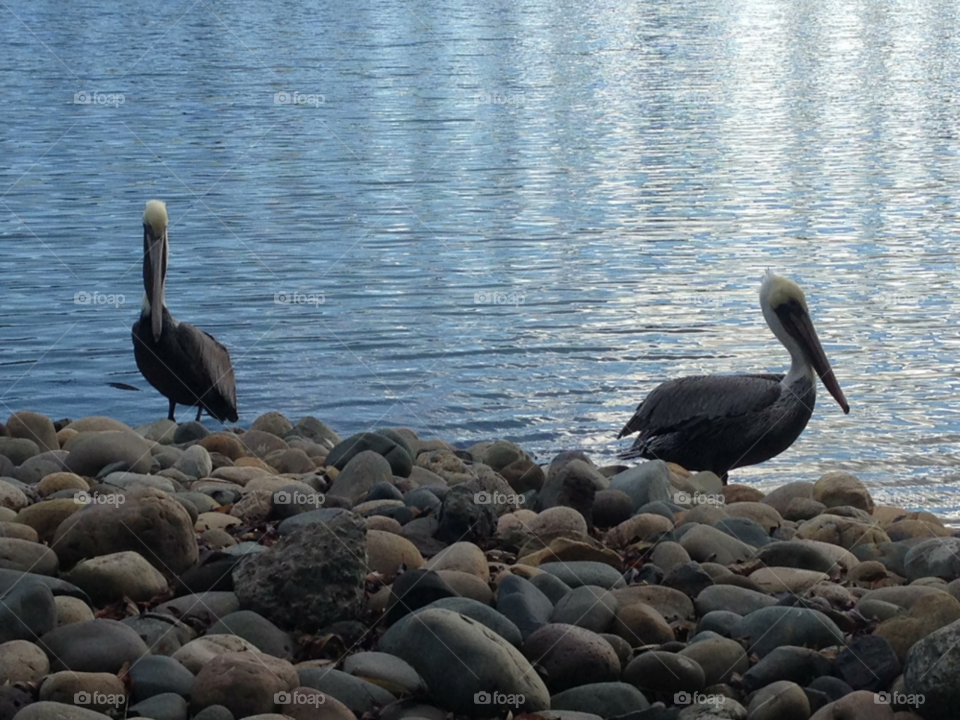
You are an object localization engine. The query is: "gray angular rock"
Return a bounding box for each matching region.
[437,485,497,544]
[232,512,367,632]
[904,617,960,720]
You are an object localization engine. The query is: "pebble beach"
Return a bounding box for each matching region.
[1,409,959,720]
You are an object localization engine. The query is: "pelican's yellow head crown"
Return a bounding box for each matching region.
[761,270,808,312]
[143,200,168,235]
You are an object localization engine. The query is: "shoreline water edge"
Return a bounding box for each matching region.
[0,409,958,720]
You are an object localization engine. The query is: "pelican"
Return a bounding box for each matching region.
[617,272,848,482]
[132,200,238,423]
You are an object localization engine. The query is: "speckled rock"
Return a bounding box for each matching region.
[232,512,367,633]
[523,623,620,692]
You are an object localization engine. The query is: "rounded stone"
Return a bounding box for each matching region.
[424,541,489,580]
[37,473,88,497]
[13,499,83,543]
[64,431,153,476]
[367,530,424,576]
[207,611,294,660]
[0,640,49,683]
[529,507,589,538]
[172,635,260,674]
[383,607,550,712]
[53,487,198,575]
[38,671,128,710]
[39,619,149,673]
[613,602,674,646]
[522,623,621,692]
[7,412,59,453]
[54,596,95,626]
[11,701,114,719]
[190,651,297,718]
[678,637,748,685]
[623,651,705,694]
[63,551,169,605]
[0,537,58,575]
[813,472,874,513]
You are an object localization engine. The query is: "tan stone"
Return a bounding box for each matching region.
[37,472,89,496]
[424,541,488,580]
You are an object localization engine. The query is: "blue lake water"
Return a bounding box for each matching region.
[3,0,960,520]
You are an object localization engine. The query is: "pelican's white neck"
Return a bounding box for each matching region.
[759,273,814,386]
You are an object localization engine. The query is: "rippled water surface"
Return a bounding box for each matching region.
[3,0,960,519]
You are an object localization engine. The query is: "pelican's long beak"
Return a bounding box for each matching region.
[145,223,166,343]
[777,304,849,414]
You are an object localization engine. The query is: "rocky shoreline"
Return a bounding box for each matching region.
[0,410,959,720]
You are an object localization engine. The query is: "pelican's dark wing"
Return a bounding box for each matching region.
[617,373,784,440]
[171,321,238,422]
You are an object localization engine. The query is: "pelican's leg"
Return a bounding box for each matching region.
[168,399,177,422]
[195,406,203,422]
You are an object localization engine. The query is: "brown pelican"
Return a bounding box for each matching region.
[617,272,848,482]
[132,200,238,423]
